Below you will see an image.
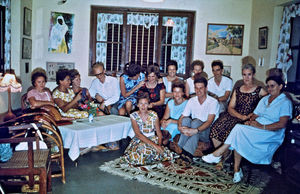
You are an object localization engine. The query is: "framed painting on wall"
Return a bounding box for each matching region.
[206,23,244,55]
[258,26,268,49]
[22,38,32,59]
[46,62,75,81]
[23,7,32,36]
[223,66,231,78]
[48,12,74,54]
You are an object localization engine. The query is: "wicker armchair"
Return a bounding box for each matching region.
[0,136,52,194]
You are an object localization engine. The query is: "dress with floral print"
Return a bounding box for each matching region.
[52,88,88,119]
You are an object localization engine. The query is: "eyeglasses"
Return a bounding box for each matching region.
[95,72,105,77]
[266,84,277,89]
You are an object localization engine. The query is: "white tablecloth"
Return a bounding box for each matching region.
[58,115,134,161]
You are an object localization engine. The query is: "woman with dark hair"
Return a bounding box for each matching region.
[185,60,207,98]
[203,75,293,183]
[118,62,145,116]
[27,70,55,109]
[209,63,267,169]
[162,60,181,103]
[52,69,88,118]
[123,92,173,165]
[139,65,166,119]
[161,80,187,144]
[69,69,92,104]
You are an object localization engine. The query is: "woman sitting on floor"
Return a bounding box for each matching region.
[209,63,267,169]
[160,80,187,145]
[27,70,55,109]
[123,92,173,166]
[118,62,145,116]
[202,75,292,183]
[52,69,88,119]
[139,65,166,119]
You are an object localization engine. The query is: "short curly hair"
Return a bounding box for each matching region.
[146,65,160,78]
[56,69,70,85]
[31,71,47,87]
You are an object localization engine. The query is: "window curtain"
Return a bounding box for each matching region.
[1,0,11,70]
[96,13,123,67]
[276,4,300,78]
[162,16,188,74]
[127,12,159,28]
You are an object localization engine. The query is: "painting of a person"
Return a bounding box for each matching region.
[49,15,69,53]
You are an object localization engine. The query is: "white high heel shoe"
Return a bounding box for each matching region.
[233,168,243,183]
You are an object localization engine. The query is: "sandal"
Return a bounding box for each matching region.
[169,142,182,154]
[215,161,223,170]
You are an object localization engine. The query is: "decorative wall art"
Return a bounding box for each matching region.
[22,38,32,59]
[206,23,244,55]
[46,62,75,81]
[23,7,31,36]
[48,12,74,54]
[223,66,231,78]
[258,26,268,49]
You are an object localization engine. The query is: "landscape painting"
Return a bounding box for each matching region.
[206,24,244,55]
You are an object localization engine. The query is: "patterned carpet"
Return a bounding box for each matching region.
[99,158,270,194]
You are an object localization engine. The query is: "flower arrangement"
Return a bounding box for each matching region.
[79,101,101,116]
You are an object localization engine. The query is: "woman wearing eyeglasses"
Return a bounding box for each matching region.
[202,75,292,183]
[208,64,267,169]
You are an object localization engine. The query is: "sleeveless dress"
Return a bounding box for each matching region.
[118,73,145,110]
[123,111,173,165]
[209,86,262,142]
[139,83,165,119]
[52,88,88,119]
[162,99,187,141]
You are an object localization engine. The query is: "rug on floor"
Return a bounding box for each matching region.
[99,158,270,194]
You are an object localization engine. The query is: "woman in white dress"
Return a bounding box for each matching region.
[202,75,292,183]
[162,60,181,104]
[185,60,207,98]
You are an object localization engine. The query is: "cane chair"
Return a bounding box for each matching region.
[0,136,52,194]
[10,121,66,184]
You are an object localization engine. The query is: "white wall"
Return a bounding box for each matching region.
[248,0,291,82]
[31,0,253,91]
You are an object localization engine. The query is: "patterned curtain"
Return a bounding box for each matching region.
[96,13,123,65]
[162,16,188,74]
[127,12,158,28]
[1,0,11,70]
[276,4,300,78]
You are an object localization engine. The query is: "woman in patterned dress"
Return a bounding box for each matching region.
[123,92,173,166]
[118,62,145,116]
[210,64,267,149]
[52,69,88,119]
[139,65,166,119]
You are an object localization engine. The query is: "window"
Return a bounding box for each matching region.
[89,6,194,77]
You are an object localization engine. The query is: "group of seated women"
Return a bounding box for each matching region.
[25,59,293,184]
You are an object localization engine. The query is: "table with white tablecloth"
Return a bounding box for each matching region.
[58,115,134,161]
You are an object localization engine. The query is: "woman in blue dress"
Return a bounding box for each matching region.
[202,75,292,183]
[161,80,187,145]
[118,62,145,116]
